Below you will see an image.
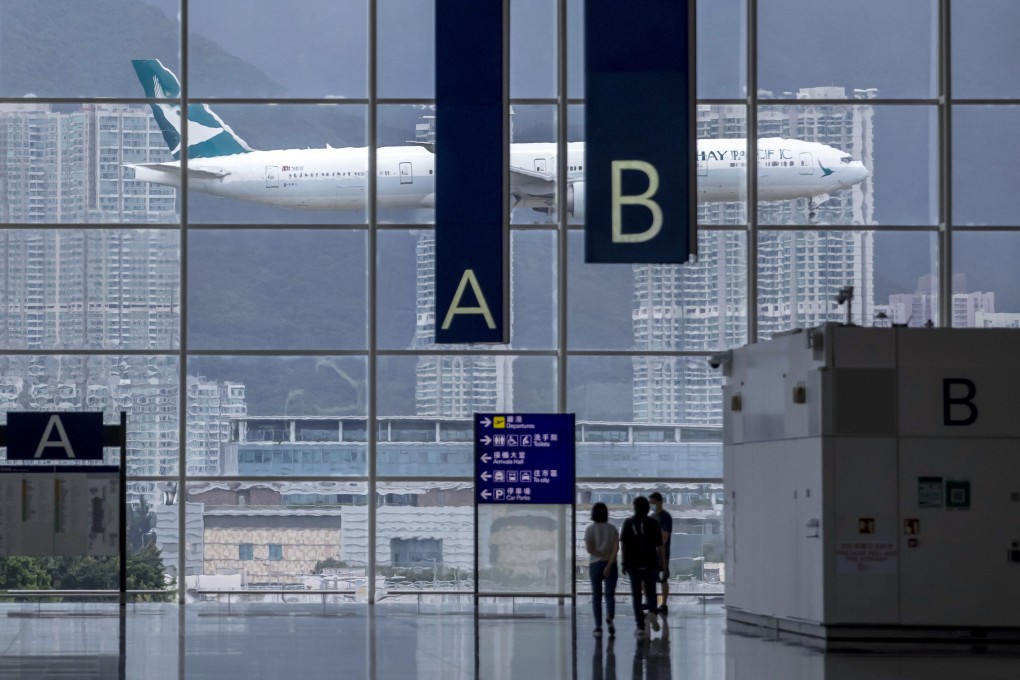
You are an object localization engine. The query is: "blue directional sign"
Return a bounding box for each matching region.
[584,0,695,264]
[475,414,575,504]
[6,412,104,461]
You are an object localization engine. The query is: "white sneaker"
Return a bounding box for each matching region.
[647,612,660,632]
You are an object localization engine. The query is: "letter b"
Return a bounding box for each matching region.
[611,160,663,243]
[943,378,978,426]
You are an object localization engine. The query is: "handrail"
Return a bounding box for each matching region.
[381,587,471,591]
[190,589,357,596]
[3,589,170,596]
[476,591,574,598]
[1,588,724,600]
[575,589,725,597]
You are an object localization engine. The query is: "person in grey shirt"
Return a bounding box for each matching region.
[584,502,619,637]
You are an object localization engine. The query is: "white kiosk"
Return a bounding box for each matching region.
[720,324,1020,646]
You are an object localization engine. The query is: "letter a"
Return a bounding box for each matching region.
[441,269,497,330]
[611,160,663,243]
[34,415,75,459]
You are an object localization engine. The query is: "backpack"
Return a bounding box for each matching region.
[621,515,660,570]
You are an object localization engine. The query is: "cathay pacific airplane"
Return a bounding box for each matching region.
[130,60,869,219]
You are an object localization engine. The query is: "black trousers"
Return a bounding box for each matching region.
[628,566,658,627]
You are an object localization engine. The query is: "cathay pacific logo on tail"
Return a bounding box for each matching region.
[132,59,253,160]
[151,75,231,156]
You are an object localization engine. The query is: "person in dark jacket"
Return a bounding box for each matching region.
[619,495,665,638]
[649,491,673,614]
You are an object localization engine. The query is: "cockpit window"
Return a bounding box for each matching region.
[840,155,853,164]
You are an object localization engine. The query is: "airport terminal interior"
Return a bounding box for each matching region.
[2,0,1020,677]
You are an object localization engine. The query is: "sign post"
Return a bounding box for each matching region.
[475,414,576,506]
[6,412,105,460]
[584,0,696,264]
[434,0,508,343]
[0,411,128,678]
[474,413,576,603]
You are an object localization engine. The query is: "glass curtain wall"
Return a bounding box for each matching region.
[0,0,1013,603]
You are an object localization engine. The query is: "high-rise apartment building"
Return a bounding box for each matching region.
[187,377,247,476]
[883,274,994,328]
[633,87,876,426]
[0,103,177,224]
[0,105,242,497]
[0,230,179,349]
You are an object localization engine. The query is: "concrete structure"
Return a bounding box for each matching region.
[722,324,1020,645]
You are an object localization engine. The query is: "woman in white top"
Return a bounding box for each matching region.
[584,502,619,637]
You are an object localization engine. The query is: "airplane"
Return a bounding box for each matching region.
[129,59,870,220]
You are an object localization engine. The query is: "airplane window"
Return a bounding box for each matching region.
[841,156,853,164]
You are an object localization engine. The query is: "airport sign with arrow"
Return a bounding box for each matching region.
[474,413,575,505]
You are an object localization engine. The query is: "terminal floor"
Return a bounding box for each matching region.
[0,601,1018,679]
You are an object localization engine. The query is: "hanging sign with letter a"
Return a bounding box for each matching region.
[584,0,696,264]
[434,0,507,343]
[6,412,104,461]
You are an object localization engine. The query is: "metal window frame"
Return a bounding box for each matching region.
[1,0,1009,610]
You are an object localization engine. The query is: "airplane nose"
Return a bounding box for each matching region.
[841,162,869,187]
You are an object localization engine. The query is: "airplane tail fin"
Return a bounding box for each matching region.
[131,59,253,160]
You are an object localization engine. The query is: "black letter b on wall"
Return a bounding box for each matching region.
[943,378,978,426]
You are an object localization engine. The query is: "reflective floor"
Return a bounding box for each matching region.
[0,600,1019,679]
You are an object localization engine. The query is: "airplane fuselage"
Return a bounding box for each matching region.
[131,138,869,212]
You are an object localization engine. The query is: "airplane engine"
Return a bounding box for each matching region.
[567,182,585,221]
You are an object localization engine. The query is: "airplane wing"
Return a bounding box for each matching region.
[405,140,436,154]
[509,164,561,207]
[127,163,231,181]
[510,164,555,184]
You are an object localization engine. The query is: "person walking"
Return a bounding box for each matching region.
[649,492,673,615]
[620,496,665,638]
[584,501,619,638]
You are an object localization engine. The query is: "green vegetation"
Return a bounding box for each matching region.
[0,557,51,591]
[0,548,171,601]
[312,558,349,573]
[702,544,724,563]
[0,500,171,601]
